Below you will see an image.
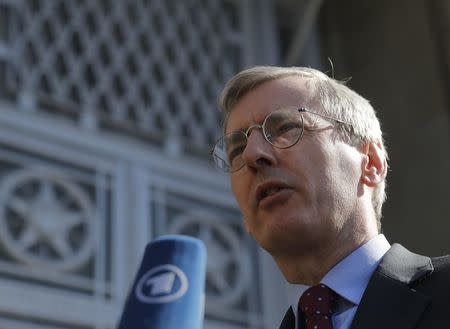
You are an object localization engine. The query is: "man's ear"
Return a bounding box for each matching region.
[360,142,387,187]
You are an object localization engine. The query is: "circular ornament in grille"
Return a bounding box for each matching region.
[169,210,249,307]
[0,167,95,271]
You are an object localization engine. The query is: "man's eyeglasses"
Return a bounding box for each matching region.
[211,107,351,173]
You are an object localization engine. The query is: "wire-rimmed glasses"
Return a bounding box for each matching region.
[211,107,351,173]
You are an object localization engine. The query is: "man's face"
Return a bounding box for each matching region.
[226,77,368,257]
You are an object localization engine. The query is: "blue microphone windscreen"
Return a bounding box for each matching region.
[117,235,207,329]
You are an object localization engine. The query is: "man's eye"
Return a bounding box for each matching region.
[227,145,245,164]
[274,122,299,135]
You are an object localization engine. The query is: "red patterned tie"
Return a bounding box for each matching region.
[298,284,337,329]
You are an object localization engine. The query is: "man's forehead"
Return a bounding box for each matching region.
[225,76,312,132]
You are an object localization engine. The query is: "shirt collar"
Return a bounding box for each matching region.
[288,234,391,314]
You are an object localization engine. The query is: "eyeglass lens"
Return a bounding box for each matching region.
[213,107,304,172]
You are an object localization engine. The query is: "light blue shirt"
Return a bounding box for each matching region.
[288,234,391,329]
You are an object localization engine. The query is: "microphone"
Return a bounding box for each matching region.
[117,235,207,329]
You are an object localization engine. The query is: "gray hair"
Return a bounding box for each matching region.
[219,66,388,229]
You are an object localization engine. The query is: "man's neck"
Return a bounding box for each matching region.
[274,233,377,285]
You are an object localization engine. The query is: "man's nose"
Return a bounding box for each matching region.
[241,129,276,170]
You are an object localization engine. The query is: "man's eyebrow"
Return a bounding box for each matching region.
[225,117,244,134]
[226,125,246,134]
[226,119,255,134]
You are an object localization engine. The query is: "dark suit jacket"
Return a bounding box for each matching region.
[278,244,450,329]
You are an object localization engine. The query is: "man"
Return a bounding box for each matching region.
[211,66,450,329]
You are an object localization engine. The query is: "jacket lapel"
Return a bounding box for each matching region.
[278,307,295,329]
[350,244,433,329]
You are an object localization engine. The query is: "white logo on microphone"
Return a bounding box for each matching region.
[135,264,189,303]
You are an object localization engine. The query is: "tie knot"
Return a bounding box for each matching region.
[299,284,338,318]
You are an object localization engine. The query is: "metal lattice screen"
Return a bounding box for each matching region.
[0,139,118,329]
[1,0,244,156]
[0,1,285,328]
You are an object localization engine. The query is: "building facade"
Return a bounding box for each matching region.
[0,1,287,328]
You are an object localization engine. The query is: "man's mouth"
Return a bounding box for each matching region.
[256,181,292,205]
[261,187,284,199]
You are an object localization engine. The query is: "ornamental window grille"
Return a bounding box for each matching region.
[0,141,117,329]
[0,0,244,157]
[0,1,283,328]
[0,137,265,329]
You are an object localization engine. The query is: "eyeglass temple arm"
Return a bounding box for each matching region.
[297,108,350,125]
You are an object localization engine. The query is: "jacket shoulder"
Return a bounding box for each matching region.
[431,254,450,269]
[413,254,450,290]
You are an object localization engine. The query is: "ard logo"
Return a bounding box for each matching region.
[135,264,189,303]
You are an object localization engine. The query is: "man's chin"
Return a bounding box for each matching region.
[255,229,298,255]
